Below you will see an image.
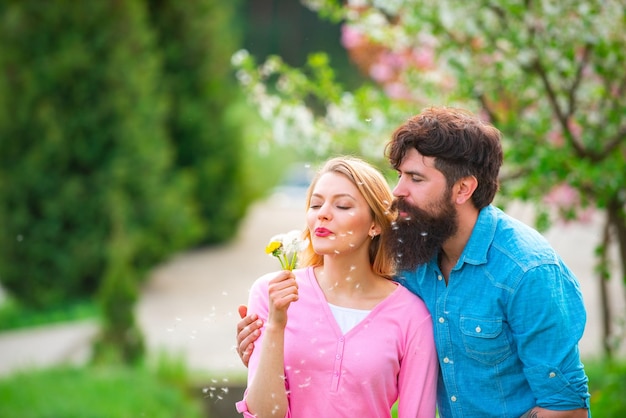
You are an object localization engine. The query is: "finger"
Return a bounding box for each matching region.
[237,305,248,319]
[236,312,258,334]
[270,271,298,286]
[241,343,253,367]
[237,314,262,344]
[238,326,261,357]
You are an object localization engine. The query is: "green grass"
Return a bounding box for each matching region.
[585,358,626,417]
[0,298,99,332]
[0,364,205,418]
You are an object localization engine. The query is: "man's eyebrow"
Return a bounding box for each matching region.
[399,169,425,177]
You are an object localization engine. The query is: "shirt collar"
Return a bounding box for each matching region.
[462,204,498,266]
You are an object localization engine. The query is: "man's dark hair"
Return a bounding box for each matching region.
[385,107,503,209]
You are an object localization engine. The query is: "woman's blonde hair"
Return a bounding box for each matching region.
[298,156,396,279]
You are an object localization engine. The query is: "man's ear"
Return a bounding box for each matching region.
[454,175,478,205]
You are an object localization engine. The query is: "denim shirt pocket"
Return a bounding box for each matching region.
[460,316,512,365]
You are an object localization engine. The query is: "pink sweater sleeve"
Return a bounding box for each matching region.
[236,272,292,418]
[397,295,439,417]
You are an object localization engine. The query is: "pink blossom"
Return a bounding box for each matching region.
[341,25,365,49]
[547,130,565,147]
[567,118,582,140]
[378,50,408,70]
[478,109,492,124]
[384,81,412,100]
[543,183,595,224]
[369,63,395,82]
[544,183,579,207]
[411,47,435,70]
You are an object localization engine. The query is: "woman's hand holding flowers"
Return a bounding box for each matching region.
[267,270,298,328]
[264,230,307,327]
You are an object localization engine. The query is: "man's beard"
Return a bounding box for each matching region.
[385,192,459,272]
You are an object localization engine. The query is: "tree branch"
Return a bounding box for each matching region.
[566,43,593,118]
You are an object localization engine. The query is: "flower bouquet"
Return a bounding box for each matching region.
[265,230,308,271]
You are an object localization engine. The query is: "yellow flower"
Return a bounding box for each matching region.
[265,241,282,255]
[264,230,308,270]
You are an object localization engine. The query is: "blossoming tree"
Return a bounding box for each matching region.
[233,0,626,356]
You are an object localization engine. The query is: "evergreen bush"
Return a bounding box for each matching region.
[0,1,203,310]
[148,0,249,245]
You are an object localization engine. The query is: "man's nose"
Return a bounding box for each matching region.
[392,179,407,197]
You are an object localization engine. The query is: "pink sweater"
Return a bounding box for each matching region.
[236,266,438,417]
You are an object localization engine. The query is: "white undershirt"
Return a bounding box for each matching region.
[328,303,371,334]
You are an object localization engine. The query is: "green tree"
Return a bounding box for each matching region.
[147,0,249,245]
[233,0,626,356]
[0,0,204,362]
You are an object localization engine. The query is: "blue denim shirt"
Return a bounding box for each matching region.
[397,205,591,418]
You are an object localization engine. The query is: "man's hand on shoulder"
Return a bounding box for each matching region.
[236,305,263,367]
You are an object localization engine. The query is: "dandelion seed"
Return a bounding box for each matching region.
[420,231,428,237]
[347,230,353,235]
[365,118,372,123]
[334,250,341,254]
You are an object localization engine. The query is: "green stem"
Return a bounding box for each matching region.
[288,252,298,270]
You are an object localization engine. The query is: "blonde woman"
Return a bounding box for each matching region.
[236,157,438,418]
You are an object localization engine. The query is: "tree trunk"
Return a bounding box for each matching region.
[607,196,626,354]
[598,215,613,358]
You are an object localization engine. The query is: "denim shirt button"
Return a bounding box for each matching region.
[438,317,445,323]
[443,357,450,363]
[549,372,556,378]
[437,274,443,281]
[451,396,457,402]
[475,326,481,333]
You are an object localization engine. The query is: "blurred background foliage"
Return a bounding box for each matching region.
[0,0,352,361]
[0,0,367,369]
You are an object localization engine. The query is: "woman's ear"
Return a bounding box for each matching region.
[369,223,381,239]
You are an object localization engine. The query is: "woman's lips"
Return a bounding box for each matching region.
[315,228,332,237]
